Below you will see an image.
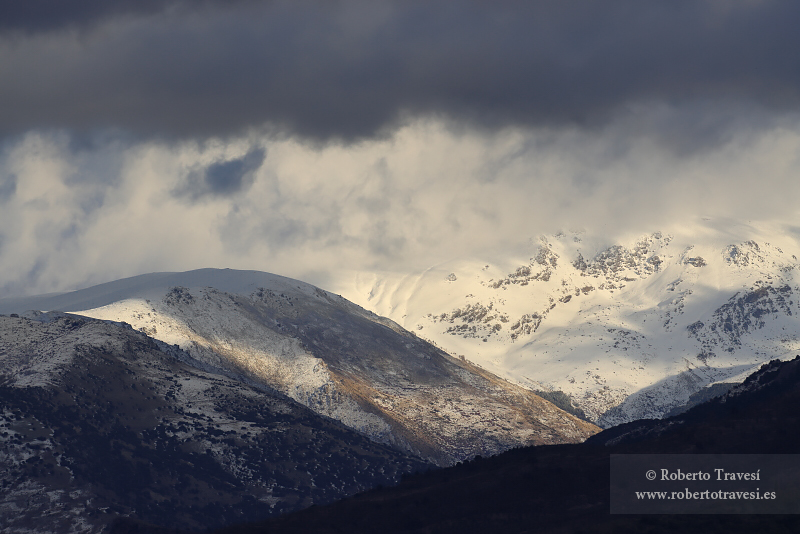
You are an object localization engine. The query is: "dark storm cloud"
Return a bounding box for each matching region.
[0,0,170,32]
[204,147,266,195]
[176,147,266,199]
[0,0,259,33]
[2,0,800,142]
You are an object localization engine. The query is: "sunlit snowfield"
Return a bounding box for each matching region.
[332,220,800,425]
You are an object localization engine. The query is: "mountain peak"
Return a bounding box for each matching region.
[329,225,800,427]
[1,269,598,467]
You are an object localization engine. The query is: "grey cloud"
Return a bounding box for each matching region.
[0,258,47,299]
[0,1,168,32]
[204,147,266,195]
[1,1,800,145]
[367,220,406,260]
[0,0,258,33]
[0,173,16,203]
[176,147,266,199]
[219,206,331,258]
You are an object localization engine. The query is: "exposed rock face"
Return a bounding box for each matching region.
[688,284,794,352]
[0,315,428,533]
[335,225,800,427]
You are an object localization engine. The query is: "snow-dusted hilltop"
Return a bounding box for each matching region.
[330,219,800,427]
[0,268,597,465]
[0,314,428,533]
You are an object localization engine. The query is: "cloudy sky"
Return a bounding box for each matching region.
[2,0,800,297]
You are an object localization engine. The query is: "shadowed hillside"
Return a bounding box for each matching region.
[202,356,800,534]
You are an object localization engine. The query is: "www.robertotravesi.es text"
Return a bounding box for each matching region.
[636,489,776,501]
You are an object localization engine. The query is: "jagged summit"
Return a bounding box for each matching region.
[330,220,800,427]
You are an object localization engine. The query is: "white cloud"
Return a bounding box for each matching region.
[1,115,800,297]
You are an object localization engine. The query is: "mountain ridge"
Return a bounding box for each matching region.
[0,269,598,466]
[329,221,800,426]
[0,314,430,533]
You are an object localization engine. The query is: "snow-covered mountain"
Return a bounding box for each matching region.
[0,269,597,466]
[329,219,800,427]
[0,314,428,533]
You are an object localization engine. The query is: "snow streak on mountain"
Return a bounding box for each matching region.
[0,269,596,467]
[332,220,800,427]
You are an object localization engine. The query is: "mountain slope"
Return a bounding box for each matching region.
[0,315,428,533]
[330,220,800,426]
[0,269,598,466]
[211,355,800,534]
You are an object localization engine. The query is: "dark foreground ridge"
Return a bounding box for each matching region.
[203,356,800,534]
